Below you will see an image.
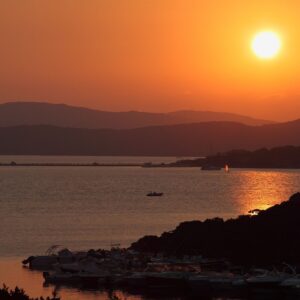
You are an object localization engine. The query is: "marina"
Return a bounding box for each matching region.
[18,246,300,299]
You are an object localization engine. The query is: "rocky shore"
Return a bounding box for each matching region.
[19,193,300,299]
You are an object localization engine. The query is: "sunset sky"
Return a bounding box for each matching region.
[1,1,300,121]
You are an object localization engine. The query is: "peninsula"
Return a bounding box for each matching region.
[131,192,300,266]
[164,145,300,169]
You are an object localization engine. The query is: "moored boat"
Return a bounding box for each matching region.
[210,273,244,291]
[43,271,80,285]
[23,255,58,270]
[145,272,189,290]
[246,270,291,295]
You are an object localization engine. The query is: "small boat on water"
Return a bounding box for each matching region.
[147,192,164,197]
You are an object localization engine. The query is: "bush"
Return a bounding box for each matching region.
[0,284,60,300]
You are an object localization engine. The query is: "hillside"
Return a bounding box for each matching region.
[131,192,300,266]
[0,102,272,129]
[0,120,299,156]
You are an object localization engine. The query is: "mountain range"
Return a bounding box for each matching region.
[0,120,299,156]
[0,101,298,156]
[0,102,272,129]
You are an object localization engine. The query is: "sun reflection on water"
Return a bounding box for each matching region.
[231,170,298,215]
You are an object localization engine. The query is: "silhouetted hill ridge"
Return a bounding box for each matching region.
[0,119,299,155]
[0,102,273,128]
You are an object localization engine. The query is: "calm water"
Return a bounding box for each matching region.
[0,155,181,165]
[1,156,300,299]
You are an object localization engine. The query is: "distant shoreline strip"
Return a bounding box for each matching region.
[0,162,143,167]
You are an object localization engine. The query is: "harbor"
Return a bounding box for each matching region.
[21,246,300,299]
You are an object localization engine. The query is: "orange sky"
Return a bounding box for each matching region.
[1,1,300,121]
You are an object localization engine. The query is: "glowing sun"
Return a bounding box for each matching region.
[252,31,281,59]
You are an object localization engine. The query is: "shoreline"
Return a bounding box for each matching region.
[3,193,300,299]
[2,162,300,169]
[0,162,143,167]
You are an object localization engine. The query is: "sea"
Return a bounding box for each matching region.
[1,155,300,299]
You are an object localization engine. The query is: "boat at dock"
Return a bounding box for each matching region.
[145,272,189,290]
[188,272,246,294]
[43,271,80,285]
[280,276,300,297]
[23,246,300,299]
[246,270,291,289]
[22,246,75,270]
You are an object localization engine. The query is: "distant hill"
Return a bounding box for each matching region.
[0,102,272,128]
[0,120,300,156]
[169,145,300,168]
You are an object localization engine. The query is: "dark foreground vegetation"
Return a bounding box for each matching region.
[170,145,300,168]
[131,192,300,267]
[0,285,59,300]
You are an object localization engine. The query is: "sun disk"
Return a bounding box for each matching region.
[252,31,281,59]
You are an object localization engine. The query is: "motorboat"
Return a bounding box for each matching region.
[280,276,300,288]
[246,270,290,289]
[188,272,246,294]
[281,276,300,297]
[22,246,75,270]
[43,271,80,285]
[210,273,241,291]
[23,255,58,270]
[147,192,163,197]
